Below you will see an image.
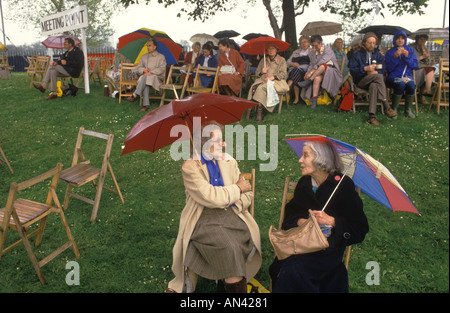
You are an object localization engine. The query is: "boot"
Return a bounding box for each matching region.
[404,95,416,118]
[256,104,264,122]
[391,94,402,120]
[224,278,247,293]
[245,108,252,121]
[310,96,318,109]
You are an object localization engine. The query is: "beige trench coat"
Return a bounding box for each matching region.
[136,51,166,91]
[167,155,262,293]
[247,55,289,112]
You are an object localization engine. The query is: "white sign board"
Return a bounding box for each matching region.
[40,5,88,36]
[40,5,90,94]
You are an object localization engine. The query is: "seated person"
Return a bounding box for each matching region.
[193,43,219,87]
[286,35,312,104]
[182,41,201,85]
[217,39,245,96]
[165,121,262,293]
[127,38,166,112]
[349,32,398,126]
[385,30,418,119]
[33,38,84,100]
[105,44,132,96]
[247,45,289,122]
[298,35,342,108]
[409,34,435,104]
[332,38,350,88]
[269,140,369,293]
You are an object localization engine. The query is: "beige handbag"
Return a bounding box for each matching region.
[269,209,329,260]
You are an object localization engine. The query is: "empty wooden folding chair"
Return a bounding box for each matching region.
[185,65,220,95]
[29,56,50,88]
[159,64,191,106]
[59,127,124,223]
[0,163,80,284]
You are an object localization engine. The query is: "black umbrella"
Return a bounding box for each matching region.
[214,30,240,38]
[357,25,412,36]
[242,33,270,41]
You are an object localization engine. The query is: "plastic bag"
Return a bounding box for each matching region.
[266,80,279,107]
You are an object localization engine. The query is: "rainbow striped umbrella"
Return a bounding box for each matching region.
[284,135,421,215]
[118,28,182,65]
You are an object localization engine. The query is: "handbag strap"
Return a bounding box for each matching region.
[225,53,236,68]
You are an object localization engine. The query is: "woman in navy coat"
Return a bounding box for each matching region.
[193,44,219,87]
[269,140,369,293]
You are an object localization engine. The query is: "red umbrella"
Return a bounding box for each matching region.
[42,34,81,49]
[240,36,290,55]
[121,93,257,156]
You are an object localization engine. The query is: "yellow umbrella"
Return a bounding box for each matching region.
[0,42,7,52]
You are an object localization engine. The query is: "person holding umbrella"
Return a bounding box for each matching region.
[385,30,418,119]
[408,34,435,104]
[165,121,262,293]
[269,139,369,293]
[127,38,166,112]
[349,32,398,126]
[247,45,289,122]
[33,38,84,100]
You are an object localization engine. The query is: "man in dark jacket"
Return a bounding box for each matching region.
[349,32,397,126]
[33,38,84,100]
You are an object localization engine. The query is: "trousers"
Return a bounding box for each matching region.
[356,74,387,115]
[43,64,71,92]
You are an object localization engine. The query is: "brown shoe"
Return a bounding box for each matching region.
[139,106,149,112]
[45,93,58,100]
[127,95,136,102]
[384,107,398,119]
[369,116,379,126]
[33,83,46,93]
[164,288,177,293]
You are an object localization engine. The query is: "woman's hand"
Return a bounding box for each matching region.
[297,218,307,226]
[236,174,251,193]
[311,210,335,226]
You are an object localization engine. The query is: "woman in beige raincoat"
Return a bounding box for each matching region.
[247,45,289,122]
[165,121,262,293]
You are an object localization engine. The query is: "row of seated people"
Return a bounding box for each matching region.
[113,32,439,126]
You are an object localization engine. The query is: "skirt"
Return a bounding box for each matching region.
[288,67,306,85]
[185,207,254,280]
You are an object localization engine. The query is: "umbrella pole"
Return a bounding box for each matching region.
[321,153,357,212]
[184,119,201,166]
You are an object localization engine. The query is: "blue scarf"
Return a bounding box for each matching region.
[201,154,224,187]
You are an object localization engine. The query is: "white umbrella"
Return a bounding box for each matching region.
[189,33,218,46]
[411,28,449,41]
[300,21,342,36]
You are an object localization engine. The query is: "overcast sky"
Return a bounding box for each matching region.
[1,0,448,47]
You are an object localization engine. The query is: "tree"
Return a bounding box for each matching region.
[6,0,119,47]
[119,0,429,51]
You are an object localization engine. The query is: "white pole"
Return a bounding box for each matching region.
[81,27,89,94]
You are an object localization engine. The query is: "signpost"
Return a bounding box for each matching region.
[40,5,90,93]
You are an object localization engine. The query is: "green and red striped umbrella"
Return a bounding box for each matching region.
[118,28,182,65]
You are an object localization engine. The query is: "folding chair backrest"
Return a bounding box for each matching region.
[241,168,256,216]
[119,63,138,103]
[194,66,218,86]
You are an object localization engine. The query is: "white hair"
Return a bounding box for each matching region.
[304,141,343,173]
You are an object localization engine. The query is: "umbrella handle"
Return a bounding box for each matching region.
[321,153,357,212]
[184,119,201,165]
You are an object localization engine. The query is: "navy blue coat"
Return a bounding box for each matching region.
[270,173,369,293]
[58,46,84,78]
[349,48,385,85]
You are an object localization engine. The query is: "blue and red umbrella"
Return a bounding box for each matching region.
[284,135,420,215]
[118,28,182,65]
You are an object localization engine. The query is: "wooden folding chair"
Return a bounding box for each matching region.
[0,163,80,284]
[186,65,220,95]
[59,127,124,223]
[159,64,191,106]
[429,58,449,114]
[29,56,50,88]
[118,63,139,104]
[24,55,38,82]
[241,168,256,217]
[0,144,13,174]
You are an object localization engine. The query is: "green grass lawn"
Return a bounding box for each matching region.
[0,72,448,293]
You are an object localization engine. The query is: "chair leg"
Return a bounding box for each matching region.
[160,90,166,107]
[90,173,107,223]
[34,216,49,247]
[108,163,124,204]
[63,184,73,210]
